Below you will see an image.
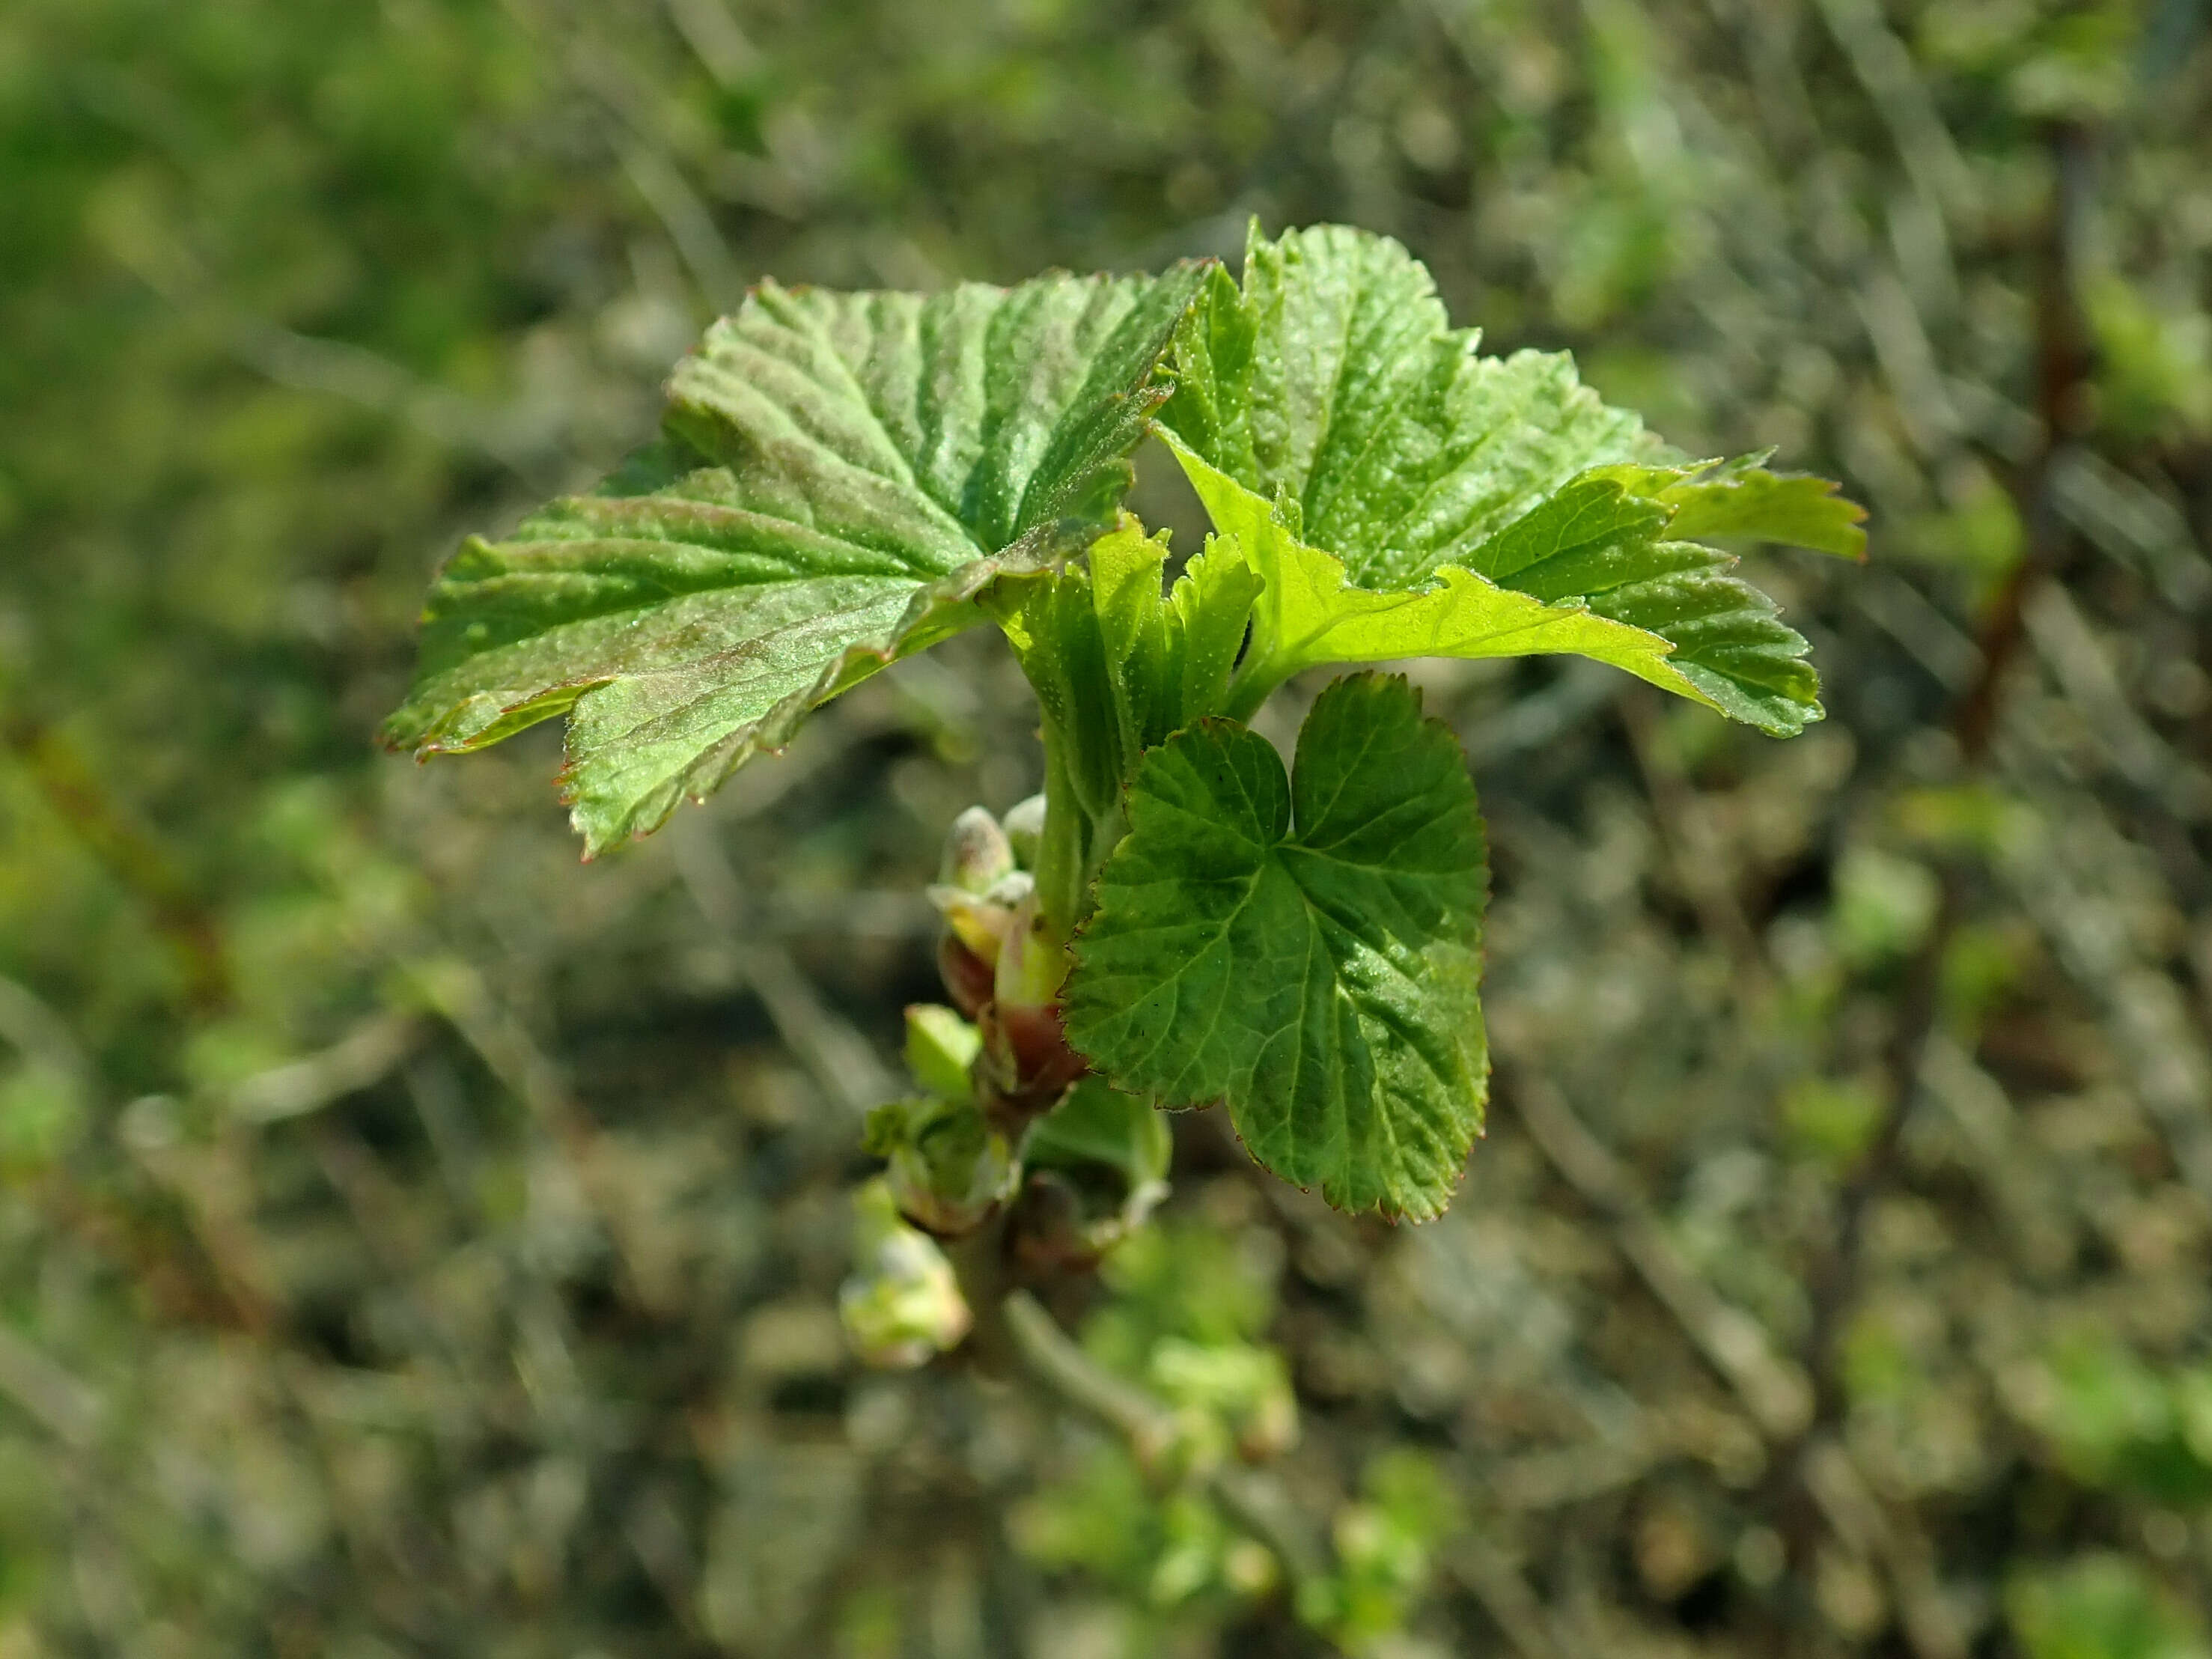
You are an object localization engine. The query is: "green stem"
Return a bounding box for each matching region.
[1029,716,1124,949]
[1002,1289,1331,1589]
[1219,654,1290,725]
[1032,729,1088,943]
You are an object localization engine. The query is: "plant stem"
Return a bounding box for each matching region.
[1002,1289,1174,1455]
[1220,649,1289,725]
[1001,1289,1330,1589]
[1029,717,1124,948]
[1031,731,1090,944]
[947,1214,1018,1378]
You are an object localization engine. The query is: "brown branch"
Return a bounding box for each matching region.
[1955,121,2096,764]
[1756,121,2098,1651]
[1,716,231,1011]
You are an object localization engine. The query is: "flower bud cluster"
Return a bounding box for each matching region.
[845,798,1180,1366]
[927,805,1027,1017]
[860,1003,1017,1239]
[924,797,1087,1125]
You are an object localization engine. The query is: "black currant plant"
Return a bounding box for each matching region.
[385,221,1859,1636]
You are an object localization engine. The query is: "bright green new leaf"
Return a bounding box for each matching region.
[985,515,1263,927]
[1087,520,1267,758]
[988,517,1262,808]
[1160,224,1842,733]
[1600,451,1868,559]
[1171,443,1698,719]
[1064,673,1488,1220]
[383,264,1208,853]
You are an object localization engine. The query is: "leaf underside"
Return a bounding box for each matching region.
[1161,224,1858,733]
[1064,673,1489,1221]
[382,264,1208,853]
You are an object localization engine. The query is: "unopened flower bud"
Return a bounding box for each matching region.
[926,868,1033,969]
[939,806,1014,895]
[982,869,1033,909]
[978,1000,1088,1125]
[937,932,996,1019]
[864,1093,1015,1238]
[904,1004,981,1101]
[1001,793,1047,868]
[839,1180,971,1369]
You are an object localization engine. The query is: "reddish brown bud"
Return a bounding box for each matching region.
[1006,1169,1105,1276]
[937,932,996,1019]
[976,999,1088,1127]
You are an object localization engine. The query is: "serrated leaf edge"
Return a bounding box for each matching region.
[382,262,1203,855]
[558,523,1108,855]
[1061,673,1491,1223]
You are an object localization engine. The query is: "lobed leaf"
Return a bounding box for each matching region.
[1064,673,1488,1220]
[1160,224,1845,732]
[383,264,1209,853]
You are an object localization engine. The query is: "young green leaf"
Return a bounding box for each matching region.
[1064,673,1488,1220]
[1600,452,1868,560]
[1020,1077,1175,1253]
[1159,224,1844,733]
[905,1003,983,1100]
[383,264,1208,854]
[1172,444,1698,720]
[1088,521,1267,758]
[985,516,1263,928]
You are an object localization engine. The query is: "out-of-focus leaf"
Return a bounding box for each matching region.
[2006,1554,2211,1659]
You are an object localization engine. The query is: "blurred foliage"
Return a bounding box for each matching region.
[2,0,2211,1654]
[1013,1222,1294,1634]
[2005,1553,2211,1659]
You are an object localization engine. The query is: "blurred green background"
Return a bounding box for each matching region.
[4,0,2212,1654]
